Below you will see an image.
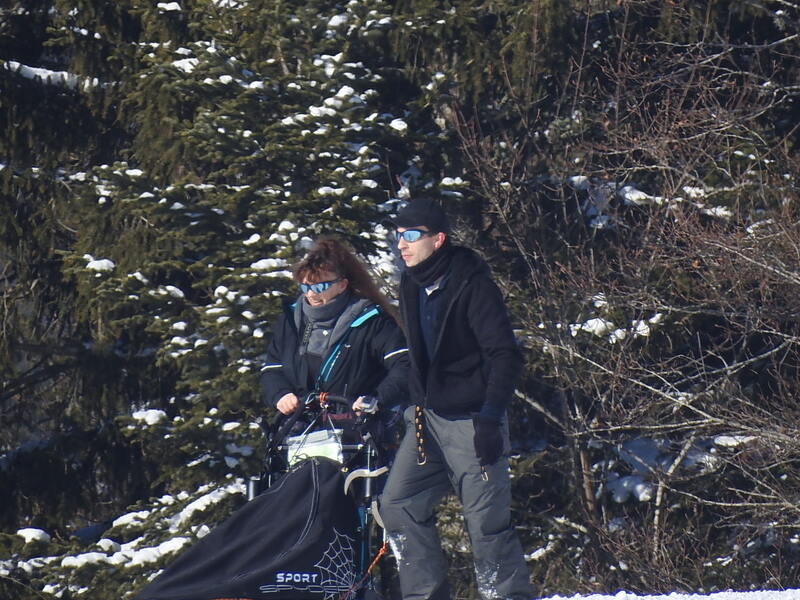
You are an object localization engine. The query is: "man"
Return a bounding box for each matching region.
[379,197,533,600]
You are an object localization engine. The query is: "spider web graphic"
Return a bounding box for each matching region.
[314,528,358,600]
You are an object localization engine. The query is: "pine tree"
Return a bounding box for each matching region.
[5,1,799,597]
[1,0,159,532]
[1,1,448,597]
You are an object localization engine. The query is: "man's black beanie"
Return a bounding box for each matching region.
[392,197,450,234]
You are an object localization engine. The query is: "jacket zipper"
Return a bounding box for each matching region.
[313,305,379,390]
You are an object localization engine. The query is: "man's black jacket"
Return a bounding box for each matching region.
[260,298,409,409]
[399,246,523,419]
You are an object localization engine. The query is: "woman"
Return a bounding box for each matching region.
[260,237,409,416]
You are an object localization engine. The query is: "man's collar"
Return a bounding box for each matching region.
[424,275,446,296]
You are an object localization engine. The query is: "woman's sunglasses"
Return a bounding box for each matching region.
[395,229,431,243]
[299,278,342,294]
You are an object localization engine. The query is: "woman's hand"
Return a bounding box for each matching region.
[276,392,300,415]
[352,395,378,415]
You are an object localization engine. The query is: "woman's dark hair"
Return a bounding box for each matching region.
[293,237,398,321]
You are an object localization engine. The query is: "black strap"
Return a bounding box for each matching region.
[261,399,326,480]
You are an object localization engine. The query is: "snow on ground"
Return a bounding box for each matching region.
[548,593,800,600]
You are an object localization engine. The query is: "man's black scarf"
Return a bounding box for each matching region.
[407,239,454,287]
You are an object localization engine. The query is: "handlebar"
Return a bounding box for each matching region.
[270,392,354,429]
[256,391,384,498]
[303,391,352,410]
[265,392,356,454]
[270,392,352,425]
[269,392,379,446]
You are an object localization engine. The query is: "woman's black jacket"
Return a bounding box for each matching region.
[260,298,410,409]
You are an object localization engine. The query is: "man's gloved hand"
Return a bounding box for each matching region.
[473,415,504,466]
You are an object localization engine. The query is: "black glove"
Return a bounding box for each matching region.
[473,415,504,466]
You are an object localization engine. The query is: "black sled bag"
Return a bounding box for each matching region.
[136,457,360,600]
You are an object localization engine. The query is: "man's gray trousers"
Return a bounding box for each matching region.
[379,406,533,600]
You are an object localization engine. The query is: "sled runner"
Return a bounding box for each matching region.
[135,393,394,600]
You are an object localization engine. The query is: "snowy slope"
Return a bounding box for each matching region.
[550,592,800,600]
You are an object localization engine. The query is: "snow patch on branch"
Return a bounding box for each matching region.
[3,60,100,91]
[17,528,51,544]
[133,409,168,425]
[157,2,182,12]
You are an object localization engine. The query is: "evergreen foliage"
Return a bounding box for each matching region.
[2,0,421,539]
[1,0,800,598]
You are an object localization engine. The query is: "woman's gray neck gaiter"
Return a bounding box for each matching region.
[299,289,353,358]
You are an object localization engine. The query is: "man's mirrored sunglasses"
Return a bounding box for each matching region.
[395,229,432,243]
[299,278,342,294]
